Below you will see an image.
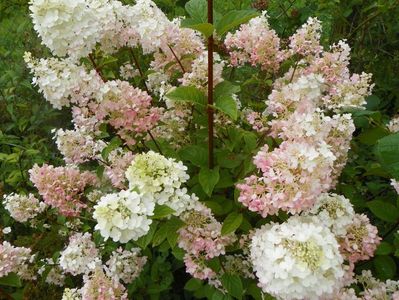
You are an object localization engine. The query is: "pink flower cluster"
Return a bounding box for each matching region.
[0,241,32,278]
[29,164,97,216]
[225,12,284,72]
[94,81,162,145]
[339,214,381,264]
[104,148,135,188]
[289,17,323,57]
[238,141,335,216]
[81,268,128,300]
[178,203,235,282]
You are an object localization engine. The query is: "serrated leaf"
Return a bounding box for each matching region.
[221,274,243,299]
[185,0,207,23]
[166,86,206,106]
[152,205,176,219]
[375,242,394,255]
[221,212,243,235]
[181,20,214,38]
[184,278,203,291]
[135,221,158,249]
[375,133,399,179]
[215,95,238,120]
[0,273,22,287]
[367,200,399,223]
[374,255,397,280]
[199,167,220,196]
[214,81,241,99]
[101,136,122,159]
[215,10,259,36]
[179,145,208,167]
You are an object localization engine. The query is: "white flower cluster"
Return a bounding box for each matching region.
[105,247,147,284]
[126,0,170,54]
[61,288,81,300]
[29,0,114,59]
[266,73,326,118]
[119,63,140,80]
[54,128,106,164]
[251,216,344,300]
[24,53,100,109]
[387,115,399,133]
[125,151,192,215]
[303,193,355,236]
[180,51,225,90]
[59,232,100,276]
[93,190,154,243]
[3,193,46,223]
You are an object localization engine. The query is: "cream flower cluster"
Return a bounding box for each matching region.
[180,51,225,90]
[125,151,192,214]
[59,232,100,276]
[54,128,106,164]
[93,190,154,243]
[250,216,344,300]
[105,247,147,284]
[3,193,46,223]
[29,0,114,59]
[303,193,355,236]
[24,53,100,109]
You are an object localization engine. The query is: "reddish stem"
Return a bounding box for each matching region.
[168,45,186,73]
[89,54,107,82]
[207,0,214,169]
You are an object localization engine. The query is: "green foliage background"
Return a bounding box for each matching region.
[0,0,398,298]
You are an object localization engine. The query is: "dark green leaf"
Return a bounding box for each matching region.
[179,145,208,167]
[221,274,243,299]
[367,200,399,223]
[375,133,399,179]
[166,86,206,106]
[221,212,243,235]
[185,0,207,23]
[152,205,176,219]
[215,95,238,120]
[216,10,259,36]
[199,167,220,196]
[374,255,397,280]
[0,273,22,287]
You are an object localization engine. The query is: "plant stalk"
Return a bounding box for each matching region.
[207,0,214,169]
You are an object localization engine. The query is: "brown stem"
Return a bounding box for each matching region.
[147,130,163,155]
[168,45,186,73]
[207,0,214,169]
[89,54,107,82]
[129,49,149,93]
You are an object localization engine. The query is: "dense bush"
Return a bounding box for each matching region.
[0,0,398,299]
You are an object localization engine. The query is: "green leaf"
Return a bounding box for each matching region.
[358,126,388,145]
[221,274,243,299]
[375,132,399,179]
[216,10,259,36]
[166,86,206,106]
[185,0,207,23]
[135,221,158,249]
[181,20,214,38]
[367,200,399,223]
[152,205,176,219]
[101,136,122,159]
[199,167,220,196]
[184,278,203,291]
[0,273,22,287]
[179,145,208,167]
[375,242,394,255]
[214,81,241,99]
[221,212,243,235]
[374,255,397,280]
[215,95,238,120]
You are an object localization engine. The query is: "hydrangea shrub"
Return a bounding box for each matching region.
[1,0,398,299]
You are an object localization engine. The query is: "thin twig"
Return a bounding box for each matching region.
[168,45,186,73]
[147,130,163,155]
[207,0,214,169]
[129,49,150,93]
[88,54,107,82]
